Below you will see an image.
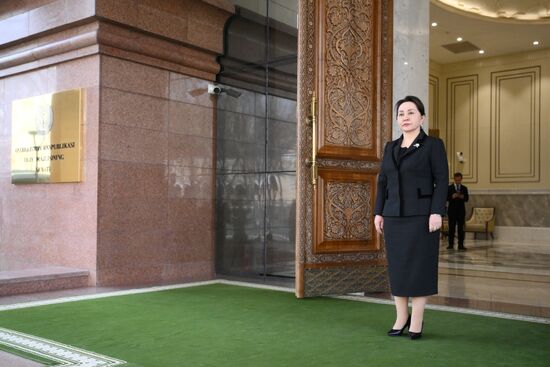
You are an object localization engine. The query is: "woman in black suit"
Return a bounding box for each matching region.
[374,96,449,340]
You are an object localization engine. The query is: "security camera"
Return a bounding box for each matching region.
[208,84,223,95]
[207,83,242,98]
[456,151,464,163]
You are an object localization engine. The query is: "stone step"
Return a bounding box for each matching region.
[0,267,90,297]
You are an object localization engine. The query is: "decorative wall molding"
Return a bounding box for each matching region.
[0,1,234,79]
[490,66,541,182]
[446,74,478,182]
[429,74,439,129]
[0,21,221,79]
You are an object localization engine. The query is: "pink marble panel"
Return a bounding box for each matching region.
[97,228,174,285]
[0,136,10,177]
[4,66,57,100]
[101,56,169,99]
[0,56,100,280]
[136,2,188,44]
[168,100,214,138]
[28,0,65,35]
[4,55,99,101]
[99,160,168,199]
[83,86,100,161]
[0,12,28,44]
[2,196,97,268]
[0,79,5,134]
[65,0,95,23]
[139,0,191,13]
[169,73,214,108]
[98,193,170,233]
[168,133,214,168]
[168,198,214,232]
[82,157,99,191]
[169,228,214,263]
[187,1,228,53]
[97,262,214,286]
[56,55,100,90]
[98,228,170,264]
[168,166,213,200]
[97,224,214,286]
[101,88,168,131]
[95,0,139,28]
[158,261,215,283]
[99,123,167,164]
[201,0,234,13]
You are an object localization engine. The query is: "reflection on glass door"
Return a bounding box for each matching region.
[215,0,297,284]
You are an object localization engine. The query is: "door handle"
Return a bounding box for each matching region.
[308,92,317,187]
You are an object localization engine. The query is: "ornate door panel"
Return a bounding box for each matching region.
[296,0,393,297]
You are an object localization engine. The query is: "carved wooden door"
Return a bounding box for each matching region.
[295,0,393,297]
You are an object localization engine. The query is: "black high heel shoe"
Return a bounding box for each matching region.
[387,315,411,336]
[408,322,424,340]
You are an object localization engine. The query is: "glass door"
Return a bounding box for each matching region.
[215,0,297,284]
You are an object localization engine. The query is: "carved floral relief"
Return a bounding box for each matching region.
[324,181,372,240]
[324,0,374,149]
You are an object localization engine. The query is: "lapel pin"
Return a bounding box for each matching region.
[413,143,420,148]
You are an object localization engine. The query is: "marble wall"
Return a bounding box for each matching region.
[392,0,430,137]
[97,57,217,285]
[0,55,100,282]
[467,193,550,228]
[430,49,550,191]
[0,0,233,287]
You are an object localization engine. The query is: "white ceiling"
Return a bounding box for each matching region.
[430,1,550,64]
[433,0,550,22]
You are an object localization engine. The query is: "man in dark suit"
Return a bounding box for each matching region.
[447,172,469,250]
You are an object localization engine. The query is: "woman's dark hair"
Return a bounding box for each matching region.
[395,95,426,117]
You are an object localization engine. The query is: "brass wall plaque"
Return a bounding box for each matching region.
[11,89,82,184]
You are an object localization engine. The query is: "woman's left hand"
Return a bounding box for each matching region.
[429,214,442,232]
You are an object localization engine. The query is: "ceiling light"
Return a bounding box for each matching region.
[457,37,463,42]
[478,50,485,54]
[404,61,409,65]
[533,41,540,45]
[431,22,438,27]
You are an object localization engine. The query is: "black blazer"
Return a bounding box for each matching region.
[447,184,469,216]
[374,129,449,217]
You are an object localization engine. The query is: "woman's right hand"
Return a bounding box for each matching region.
[374,215,384,234]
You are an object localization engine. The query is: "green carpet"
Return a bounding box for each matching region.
[0,284,549,367]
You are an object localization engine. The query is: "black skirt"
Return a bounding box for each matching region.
[383,215,440,297]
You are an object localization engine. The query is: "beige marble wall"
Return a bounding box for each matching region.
[96,56,216,286]
[467,193,550,227]
[430,48,550,190]
[0,55,100,282]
